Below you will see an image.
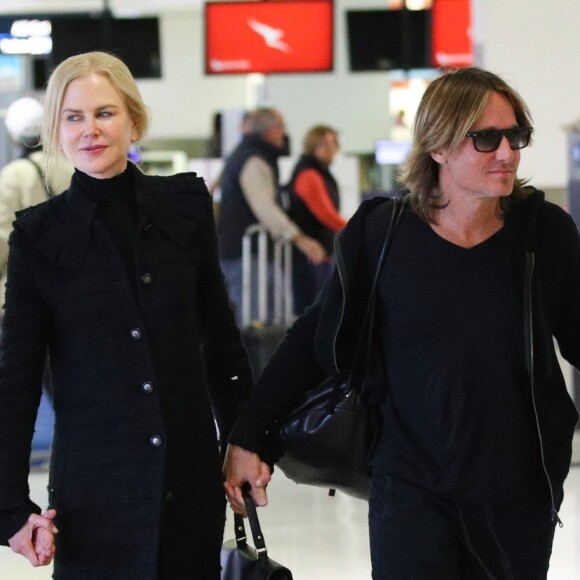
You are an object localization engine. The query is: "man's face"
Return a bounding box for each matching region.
[432,91,522,202]
[263,113,286,150]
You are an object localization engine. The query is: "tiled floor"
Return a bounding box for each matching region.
[1,437,579,579]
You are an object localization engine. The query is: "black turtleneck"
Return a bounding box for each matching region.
[73,164,139,292]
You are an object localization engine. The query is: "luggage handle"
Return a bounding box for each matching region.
[273,236,293,325]
[241,224,293,327]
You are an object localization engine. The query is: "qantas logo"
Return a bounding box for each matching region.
[247,18,291,53]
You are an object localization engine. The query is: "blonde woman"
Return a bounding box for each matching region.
[0,52,252,579]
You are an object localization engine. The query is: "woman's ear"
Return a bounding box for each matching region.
[131,121,139,143]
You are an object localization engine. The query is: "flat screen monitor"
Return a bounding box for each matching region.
[205,0,334,75]
[0,16,52,55]
[375,139,412,165]
[347,9,430,72]
[49,14,161,79]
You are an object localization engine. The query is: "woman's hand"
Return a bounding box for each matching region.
[223,444,271,515]
[8,509,58,567]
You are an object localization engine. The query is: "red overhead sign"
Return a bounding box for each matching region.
[431,0,473,68]
[205,1,334,75]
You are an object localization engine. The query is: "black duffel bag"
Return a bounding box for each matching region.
[274,198,404,501]
[276,375,371,500]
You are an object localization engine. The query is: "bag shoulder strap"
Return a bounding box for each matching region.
[27,157,54,199]
[350,196,404,374]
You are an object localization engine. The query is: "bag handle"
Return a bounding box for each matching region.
[26,157,54,199]
[232,483,269,558]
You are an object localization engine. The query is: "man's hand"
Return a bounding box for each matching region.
[8,509,58,567]
[223,444,271,514]
[293,234,327,265]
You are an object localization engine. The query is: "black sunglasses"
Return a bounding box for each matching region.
[465,126,533,153]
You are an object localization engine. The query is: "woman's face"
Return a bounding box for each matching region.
[58,73,137,179]
[314,131,339,166]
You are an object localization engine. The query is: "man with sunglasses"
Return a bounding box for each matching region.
[356,65,580,579]
[224,67,580,579]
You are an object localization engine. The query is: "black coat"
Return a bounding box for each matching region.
[0,165,252,578]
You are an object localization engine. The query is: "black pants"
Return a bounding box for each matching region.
[369,466,558,579]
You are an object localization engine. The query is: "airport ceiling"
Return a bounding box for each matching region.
[1,0,212,16]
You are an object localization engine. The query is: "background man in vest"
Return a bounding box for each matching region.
[217,107,326,324]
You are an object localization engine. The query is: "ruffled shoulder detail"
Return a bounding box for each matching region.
[135,170,212,247]
[13,193,94,269]
[12,168,213,268]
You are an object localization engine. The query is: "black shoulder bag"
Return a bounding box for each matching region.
[275,198,404,500]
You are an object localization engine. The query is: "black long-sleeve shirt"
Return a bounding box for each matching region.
[374,212,544,501]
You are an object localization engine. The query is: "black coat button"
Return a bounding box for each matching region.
[141,273,153,285]
[142,381,154,393]
[150,435,162,447]
[130,328,142,340]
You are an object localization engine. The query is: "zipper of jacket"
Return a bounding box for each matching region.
[524,250,562,527]
[332,233,348,375]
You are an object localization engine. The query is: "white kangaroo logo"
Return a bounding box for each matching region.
[247,18,291,53]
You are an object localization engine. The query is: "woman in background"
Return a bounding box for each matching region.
[0,95,73,291]
[285,125,347,314]
[0,51,252,579]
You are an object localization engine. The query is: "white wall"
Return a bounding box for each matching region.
[137,10,248,144]
[3,0,578,188]
[137,0,395,159]
[478,0,580,189]
[139,0,580,189]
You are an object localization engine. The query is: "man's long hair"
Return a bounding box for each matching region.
[398,67,533,222]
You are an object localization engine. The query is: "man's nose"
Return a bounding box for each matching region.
[495,135,516,160]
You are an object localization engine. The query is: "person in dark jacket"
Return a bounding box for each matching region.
[286,125,347,315]
[217,108,326,324]
[0,51,253,579]
[224,67,580,579]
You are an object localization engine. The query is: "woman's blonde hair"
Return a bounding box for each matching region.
[302,125,338,156]
[42,51,150,174]
[398,67,533,221]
